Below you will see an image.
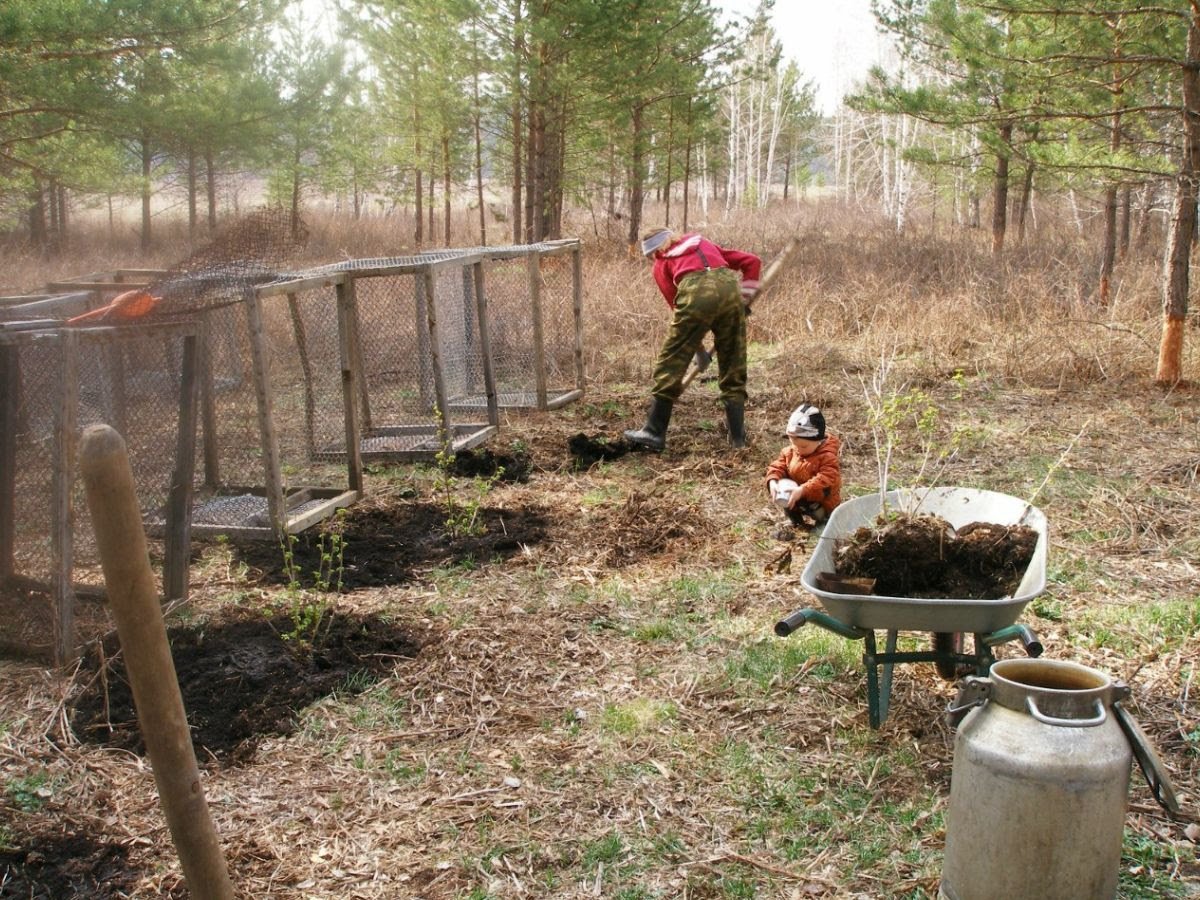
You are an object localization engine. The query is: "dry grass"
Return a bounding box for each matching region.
[1,200,1198,898]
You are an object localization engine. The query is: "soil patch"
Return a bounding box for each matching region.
[835,513,1037,599]
[567,432,632,468]
[70,609,423,764]
[450,447,533,483]
[0,826,157,899]
[232,498,550,588]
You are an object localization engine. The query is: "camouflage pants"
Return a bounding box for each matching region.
[651,268,747,404]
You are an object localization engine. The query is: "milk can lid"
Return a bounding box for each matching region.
[1113,702,1180,814]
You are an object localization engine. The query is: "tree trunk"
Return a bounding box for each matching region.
[990,122,1012,254]
[141,133,153,251]
[57,182,68,249]
[664,102,674,227]
[414,100,424,247]
[205,150,217,230]
[1157,13,1200,384]
[627,102,646,247]
[683,98,693,233]
[1119,186,1131,260]
[428,159,435,240]
[1017,162,1034,244]
[443,132,451,245]
[510,0,523,244]
[28,181,46,249]
[473,33,486,245]
[1099,185,1119,304]
[186,149,198,239]
[291,142,302,239]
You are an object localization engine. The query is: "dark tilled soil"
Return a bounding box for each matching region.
[233,498,550,588]
[70,609,423,764]
[835,513,1038,599]
[0,828,165,900]
[450,447,533,483]
[567,432,632,468]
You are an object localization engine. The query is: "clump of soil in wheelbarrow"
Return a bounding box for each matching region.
[835,513,1037,599]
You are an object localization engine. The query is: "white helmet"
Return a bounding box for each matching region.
[786,404,825,439]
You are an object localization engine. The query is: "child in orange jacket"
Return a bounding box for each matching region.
[765,403,842,533]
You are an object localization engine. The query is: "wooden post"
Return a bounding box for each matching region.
[415,273,435,414]
[52,330,79,665]
[422,268,453,453]
[346,280,373,434]
[197,320,220,489]
[335,281,364,495]
[163,333,198,605]
[571,244,585,394]
[527,251,548,409]
[472,260,500,427]
[0,344,18,581]
[242,288,285,534]
[78,424,234,900]
[285,293,317,457]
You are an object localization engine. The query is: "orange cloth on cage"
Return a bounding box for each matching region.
[66,290,160,325]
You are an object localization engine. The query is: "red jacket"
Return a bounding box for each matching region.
[764,434,842,516]
[651,233,762,308]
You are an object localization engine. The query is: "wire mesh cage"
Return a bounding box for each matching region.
[448,239,584,411]
[260,252,500,463]
[0,321,199,664]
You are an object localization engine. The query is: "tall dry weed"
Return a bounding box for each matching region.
[1,197,1191,388]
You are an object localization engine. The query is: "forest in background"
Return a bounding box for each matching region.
[1,0,1198,381]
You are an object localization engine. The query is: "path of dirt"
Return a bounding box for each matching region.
[232,497,550,588]
[0,828,162,900]
[70,609,424,764]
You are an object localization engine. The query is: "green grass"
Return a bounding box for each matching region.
[1119,828,1195,898]
[5,771,54,812]
[724,630,857,694]
[1076,596,1200,654]
[600,699,678,735]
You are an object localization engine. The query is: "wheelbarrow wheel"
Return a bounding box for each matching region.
[932,632,964,680]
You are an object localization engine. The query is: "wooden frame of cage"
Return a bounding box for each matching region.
[0,321,199,664]
[45,268,170,296]
[255,253,501,467]
[447,238,584,412]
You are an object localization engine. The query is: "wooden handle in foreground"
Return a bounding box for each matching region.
[79,424,234,900]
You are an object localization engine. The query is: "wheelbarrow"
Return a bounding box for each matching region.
[775,487,1048,728]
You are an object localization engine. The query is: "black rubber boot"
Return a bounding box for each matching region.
[623,397,673,451]
[724,401,746,448]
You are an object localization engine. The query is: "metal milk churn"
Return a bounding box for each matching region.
[940,658,1178,900]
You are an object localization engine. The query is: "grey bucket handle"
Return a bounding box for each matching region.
[1026,696,1106,728]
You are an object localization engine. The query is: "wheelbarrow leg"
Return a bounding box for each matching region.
[863,630,899,728]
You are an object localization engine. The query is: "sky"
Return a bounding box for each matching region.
[730,0,886,115]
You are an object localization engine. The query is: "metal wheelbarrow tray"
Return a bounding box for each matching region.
[801,487,1048,634]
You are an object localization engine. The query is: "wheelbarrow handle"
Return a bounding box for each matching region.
[775,608,866,640]
[774,610,811,637]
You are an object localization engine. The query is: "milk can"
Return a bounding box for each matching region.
[940,658,1177,900]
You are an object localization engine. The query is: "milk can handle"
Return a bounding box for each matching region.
[1025,696,1106,727]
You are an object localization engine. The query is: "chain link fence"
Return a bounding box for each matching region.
[0,321,198,663]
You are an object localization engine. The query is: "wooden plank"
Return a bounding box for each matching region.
[284,490,358,534]
[450,425,499,453]
[571,244,585,394]
[422,268,453,453]
[254,271,345,299]
[46,281,152,293]
[546,388,584,411]
[472,261,500,428]
[285,293,317,457]
[335,282,364,496]
[163,333,199,605]
[241,288,286,535]
[527,251,549,409]
[53,330,79,664]
[0,344,18,580]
